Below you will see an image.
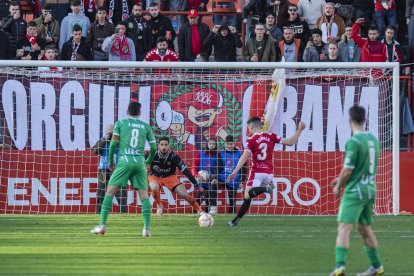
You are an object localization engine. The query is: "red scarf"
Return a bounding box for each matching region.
[111,36,131,60]
[26,34,38,47]
[43,55,58,71]
[80,0,96,13]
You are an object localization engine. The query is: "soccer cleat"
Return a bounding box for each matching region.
[142,229,151,238]
[357,265,384,276]
[227,221,238,227]
[329,265,346,276]
[208,206,217,214]
[90,225,105,235]
[265,183,275,193]
[198,211,206,216]
[156,206,164,217]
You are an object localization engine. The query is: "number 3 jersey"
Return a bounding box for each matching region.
[113,118,155,162]
[245,132,281,174]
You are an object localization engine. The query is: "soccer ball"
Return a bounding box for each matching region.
[198,213,214,228]
[198,170,209,182]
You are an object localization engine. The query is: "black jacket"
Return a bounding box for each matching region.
[105,0,134,26]
[178,22,210,61]
[148,14,176,51]
[202,31,242,62]
[87,21,115,51]
[0,29,11,59]
[1,15,27,57]
[279,17,311,43]
[242,0,268,22]
[0,0,10,22]
[60,37,93,61]
[126,16,151,58]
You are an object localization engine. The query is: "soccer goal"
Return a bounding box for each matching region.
[0,61,399,215]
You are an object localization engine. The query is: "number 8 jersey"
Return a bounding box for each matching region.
[245,132,281,174]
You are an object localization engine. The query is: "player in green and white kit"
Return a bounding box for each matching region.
[330,105,384,276]
[91,102,157,237]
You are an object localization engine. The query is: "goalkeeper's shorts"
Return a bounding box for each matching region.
[109,160,148,190]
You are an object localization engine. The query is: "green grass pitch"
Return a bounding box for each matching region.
[0,214,413,275]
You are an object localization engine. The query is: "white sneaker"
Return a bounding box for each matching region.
[156,206,164,217]
[357,265,384,276]
[329,265,345,276]
[142,229,151,238]
[208,206,217,214]
[90,225,105,235]
[198,211,206,216]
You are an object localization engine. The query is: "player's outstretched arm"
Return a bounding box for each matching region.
[227,149,250,182]
[145,142,157,165]
[282,122,306,146]
[331,167,353,197]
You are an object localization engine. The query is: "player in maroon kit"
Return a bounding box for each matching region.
[226,117,306,226]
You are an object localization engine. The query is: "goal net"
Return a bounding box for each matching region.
[0,61,399,215]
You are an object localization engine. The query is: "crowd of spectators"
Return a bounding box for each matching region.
[0,0,410,70]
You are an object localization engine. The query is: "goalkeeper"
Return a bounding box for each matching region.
[148,136,206,217]
[90,102,157,237]
[329,105,384,276]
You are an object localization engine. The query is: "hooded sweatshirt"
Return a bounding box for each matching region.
[59,13,90,49]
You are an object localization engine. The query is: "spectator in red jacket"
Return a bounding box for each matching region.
[381,25,402,63]
[351,18,386,63]
[144,36,179,73]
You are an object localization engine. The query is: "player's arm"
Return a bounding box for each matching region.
[227,149,250,182]
[175,154,202,190]
[145,127,157,165]
[331,167,353,197]
[281,122,306,146]
[108,134,119,171]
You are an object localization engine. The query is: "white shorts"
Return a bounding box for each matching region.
[246,172,273,188]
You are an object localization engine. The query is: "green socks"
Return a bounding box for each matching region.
[100,195,113,225]
[364,247,381,268]
[335,246,348,267]
[141,198,151,231]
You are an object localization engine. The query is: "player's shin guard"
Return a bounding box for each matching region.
[100,195,114,225]
[141,198,151,231]
[364,247,382,268]
[248,187,267,198]
[335,246,348,267]
[231,198,252,224]
[187,195,202,214]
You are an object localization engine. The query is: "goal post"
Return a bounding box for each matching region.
[0,61,400,215]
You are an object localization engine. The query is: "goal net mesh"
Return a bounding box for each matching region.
[0,65,395,215]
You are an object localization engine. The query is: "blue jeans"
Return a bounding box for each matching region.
[375,9,397,41]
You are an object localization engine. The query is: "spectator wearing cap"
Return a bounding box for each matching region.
[178,9,210,61]
[148,3,176,51]
[179,0,208,25]
[60,24,93,61]
[381,25,402,63]
[277,26,304,62]
[280,4,310,44]
[59,0,90,50]
[202,24,242,62]
[34,3,60,48]
[16,20,47,60]
[1,1,27,58]
[297,0,325,29]
[303,28,328,62]
[315,2,345,43]
[106,0,134,26]
[374,0,397,41]
[102,21,136,62]
[265,12,282,42]
[338,24,360,62]
[351,18,386,63]
[245,22,280,62]
[87,6,115,61]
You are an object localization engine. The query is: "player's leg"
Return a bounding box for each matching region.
[227,172,256,226]
[356,200,384,276]
[226,186,237,214]
[330,197,364,275]
[132,163,151,237]
[149,176,163,217]
[173,184,204,214]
